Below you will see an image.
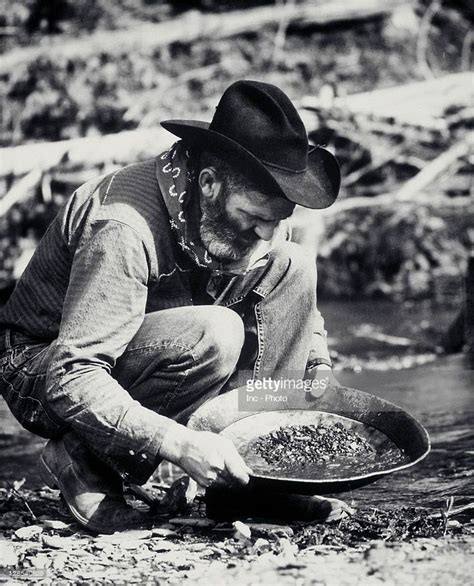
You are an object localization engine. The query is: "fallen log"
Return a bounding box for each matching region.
[343,145,407,187]
[324,192,473,217]
[0,0,413,75]
[3,104,463,182]
[0,169,42,217]
[301,71,474,131]
[324,137,473,215]
[0,144,70,215]
[395,138,472,201]
[0,127,173,178]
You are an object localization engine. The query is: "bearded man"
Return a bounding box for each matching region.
[0,80,340,533]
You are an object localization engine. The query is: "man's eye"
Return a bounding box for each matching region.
[245,214,259,223]
[245,212,278,226]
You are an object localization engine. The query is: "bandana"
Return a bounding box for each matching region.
[156,141,220,271]
[156,140,286,278]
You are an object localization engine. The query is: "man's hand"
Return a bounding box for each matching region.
[307,364,341,398]
[160,425,252,488]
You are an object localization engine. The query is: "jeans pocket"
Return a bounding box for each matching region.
[9,342,48,372]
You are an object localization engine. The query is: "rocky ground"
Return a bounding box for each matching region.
[0,479,473,585]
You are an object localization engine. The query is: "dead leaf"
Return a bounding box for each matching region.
[29,554,51,569]
[12,479,26,492]
[121,540,149,550]
[42,534,73,549]
[94,529,152,544]
[151,541,182,552]
[276,537,298,560]
[41,519,71,530]
[14,525,43,540]
[132,549,156,560]
[187,542,214,553]
[152,527,178,538]
[252,538,271,554]
[0,540,18,567]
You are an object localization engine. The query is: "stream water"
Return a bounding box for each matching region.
[322,300,473,511]
[0,300,472,512]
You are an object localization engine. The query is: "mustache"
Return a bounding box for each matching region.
[233,226,259,246]
[210,219,258,249]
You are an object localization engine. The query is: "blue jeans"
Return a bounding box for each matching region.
[0,242,328,483]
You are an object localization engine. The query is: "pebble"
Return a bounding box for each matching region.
[233,521,251,541]
[41,519,71,530]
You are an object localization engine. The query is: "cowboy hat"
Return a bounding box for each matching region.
[161,80,340,209]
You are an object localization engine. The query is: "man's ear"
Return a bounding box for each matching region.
[199,168,222,201]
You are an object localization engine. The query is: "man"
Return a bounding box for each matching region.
[0,80,340,533]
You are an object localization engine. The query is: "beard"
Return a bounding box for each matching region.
[199,193,259,262]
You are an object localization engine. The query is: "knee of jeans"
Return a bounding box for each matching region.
[203,306,245,376]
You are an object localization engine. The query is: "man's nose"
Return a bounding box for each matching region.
[254,222,277,241]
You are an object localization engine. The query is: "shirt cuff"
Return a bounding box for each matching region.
[306,357,333,370]
[108,404,181,485]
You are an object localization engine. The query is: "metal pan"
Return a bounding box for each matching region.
[188,385,431,494]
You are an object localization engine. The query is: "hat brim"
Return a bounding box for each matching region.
[161,120,340,209]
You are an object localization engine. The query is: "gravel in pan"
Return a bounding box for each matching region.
[252,423,376,468]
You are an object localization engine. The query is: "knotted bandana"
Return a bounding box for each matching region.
[157,140,220,271]
[156,140,284,277]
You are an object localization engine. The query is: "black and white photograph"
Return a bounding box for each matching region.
[0,0,473,584]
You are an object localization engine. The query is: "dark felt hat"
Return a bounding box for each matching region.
[161,80,340,209]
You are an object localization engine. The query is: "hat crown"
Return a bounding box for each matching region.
[209,80,308,172]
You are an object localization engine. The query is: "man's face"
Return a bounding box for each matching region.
[199,174,295,262]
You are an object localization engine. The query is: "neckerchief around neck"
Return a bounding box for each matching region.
[157,140,219,270]
[157,140,277,276]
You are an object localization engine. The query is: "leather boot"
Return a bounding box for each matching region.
[40,433,151,534]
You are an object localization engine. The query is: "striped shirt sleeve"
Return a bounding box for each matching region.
[45,219,177,481]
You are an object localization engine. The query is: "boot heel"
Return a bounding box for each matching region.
[39,455,58,489]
